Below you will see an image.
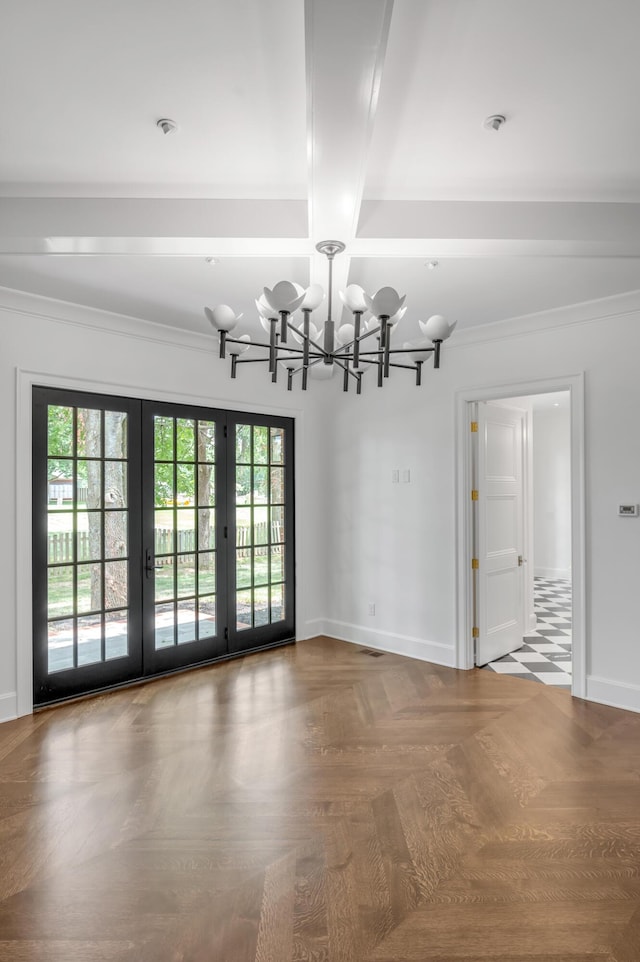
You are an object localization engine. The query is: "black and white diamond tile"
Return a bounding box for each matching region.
[482,578,572,690]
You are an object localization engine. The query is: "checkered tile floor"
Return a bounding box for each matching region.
[481,578,572,689]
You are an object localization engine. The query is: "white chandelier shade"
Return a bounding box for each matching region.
[205,241,456,394]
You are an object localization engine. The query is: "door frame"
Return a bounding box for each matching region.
[16,367,306,717]
[455,374,586,698]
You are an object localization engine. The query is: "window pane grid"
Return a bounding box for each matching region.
[153,417,217,650]
[235,423,287,631]
[46,404,130,674]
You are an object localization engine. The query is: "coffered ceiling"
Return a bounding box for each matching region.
[1,0,639,338]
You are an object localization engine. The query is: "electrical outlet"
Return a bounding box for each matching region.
[391,469,399,483]
[368,603,376,616]
[402,469,411,483]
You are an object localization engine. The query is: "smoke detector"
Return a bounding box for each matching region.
[483,114,506,132]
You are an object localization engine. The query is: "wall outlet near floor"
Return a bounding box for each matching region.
[368,603,376,616]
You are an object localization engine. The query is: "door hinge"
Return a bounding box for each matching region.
[470,421,478,432]
[224,626,229,641]
[472,627,479,638]
[471,489,479,501]
[471,558,479,569]
[224,525,228,539]
[223,424,228,438]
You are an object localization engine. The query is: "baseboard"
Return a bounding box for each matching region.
[534,567,571,581]
[586,675,640,715]
[299,618,327,641]
[0,692,18,723]
[306,619,457,668]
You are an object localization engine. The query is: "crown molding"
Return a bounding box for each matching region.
[2,281,640,354]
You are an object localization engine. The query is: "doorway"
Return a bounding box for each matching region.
[456,375,585,699]
[474,393,572,688]
[32,387,295,706]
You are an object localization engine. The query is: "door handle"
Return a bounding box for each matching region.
[518,555,526,566]
[145,548,163,577]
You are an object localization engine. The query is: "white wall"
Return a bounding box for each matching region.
[321,309,640,714]
[4,289,640,719]
[0,287,331,721]
[533,404,571,580]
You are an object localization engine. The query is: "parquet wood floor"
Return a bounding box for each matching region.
[1,637,640,961]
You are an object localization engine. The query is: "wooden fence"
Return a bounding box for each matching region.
[48,523,284,564]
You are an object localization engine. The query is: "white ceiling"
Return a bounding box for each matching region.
[1,0,640,339]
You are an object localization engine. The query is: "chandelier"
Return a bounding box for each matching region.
[204,240,456,394]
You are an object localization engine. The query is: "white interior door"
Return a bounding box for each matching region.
[476,402,525,665]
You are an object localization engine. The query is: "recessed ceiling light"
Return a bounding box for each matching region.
[483,114,506,132]
[156,118,178,135]
[205,257,218,266]
[426,260,439,270]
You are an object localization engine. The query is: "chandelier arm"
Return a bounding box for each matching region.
[285,318,329,357]
[232,357,272,365]
[329,355,361,384]
[332,325,381,355]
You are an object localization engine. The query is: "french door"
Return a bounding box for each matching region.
[32,388,295,706]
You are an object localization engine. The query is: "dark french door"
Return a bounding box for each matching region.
[32,388,295,706]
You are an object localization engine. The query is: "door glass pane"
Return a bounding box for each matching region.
[236,548,252,589]
[236,507,251,545]
[198,465,215,506]
[77,563,102,614]
[176,419,196,461]
[105,462,127,508]
[155,602,175,648]
[254,506,269,546]
[270,427,284,465]
[48,619,74,673]
[154,416,174,460]
[236,424,251,463]
[236,589,252,630]
[254,550,269,586]
[105,610,128,660]
[76,513,101,562]
[48,406,74,456]
[155,463,174,505]
[271,546,284,583]
[177,600,197,643]
[236,465,251,502]
[270,468,284,504]
[254,586,269,627]
[177,464,195,503]
[253,426,268,464]
[198,598,216,639]
[253,467,268,504]
[105,561,127,609]
[177,555,196,598]
[77,615,102,666]
[104,512,128,558]
[198,509,215,551]
[198,553,216,594]
[48,566,74,619]
[155,559,175,601]
[77,409,102,457]
[105,410,128,458]
[197,421,216,462]
[155,510,174,553]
